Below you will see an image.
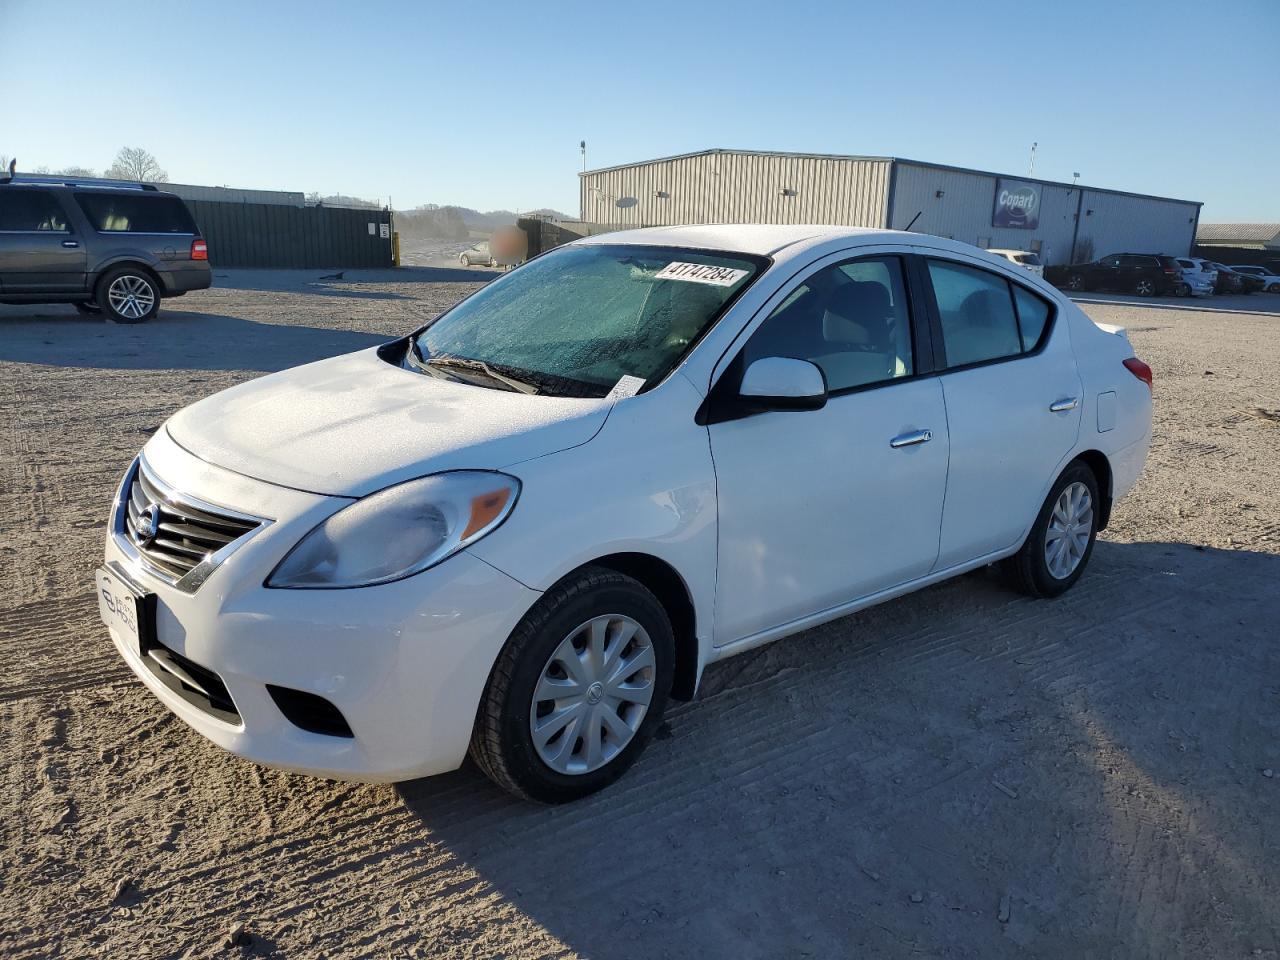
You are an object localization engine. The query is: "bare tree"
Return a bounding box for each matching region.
[57,166,98,178]
[106,146,168,183]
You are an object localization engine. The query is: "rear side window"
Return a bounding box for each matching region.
[74,193,197,233]
[927,260,1022,367]
[0,190,70,231]
[1015,253,1041,266]
[1177,259,1195,269]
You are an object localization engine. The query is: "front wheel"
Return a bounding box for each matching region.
[1134,278,1156,297]
[470,566,674,803]
[98,268,160,323]
[1267,283,1280,294]
[1003,461,1100,598]
[1067,273,1086,291]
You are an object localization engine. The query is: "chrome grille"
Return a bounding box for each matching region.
[115,458,267,592]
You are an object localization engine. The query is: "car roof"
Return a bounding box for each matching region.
[573,223,977,258]
[986,248,1034,255]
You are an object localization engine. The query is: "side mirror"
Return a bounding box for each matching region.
[738,357,828,412]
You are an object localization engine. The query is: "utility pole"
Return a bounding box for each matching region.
[1072,171,1080,185]
[1029,142,1038,178]
[580,140,587,173]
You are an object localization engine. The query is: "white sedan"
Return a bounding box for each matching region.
[98,225,1153,802]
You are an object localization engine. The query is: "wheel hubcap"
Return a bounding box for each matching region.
[1045,481,1093,580]
[107,276,155,319]
[529,614,655,775]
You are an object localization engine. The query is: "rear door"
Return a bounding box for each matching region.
[922,257,1082,568]
[0,189,87,292]
[1092,255,1123,290]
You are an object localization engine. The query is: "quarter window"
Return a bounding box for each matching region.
[0,191,70,232]
[1012,285,1051,351]
[927,260,1021,367]
[741,257,914,392]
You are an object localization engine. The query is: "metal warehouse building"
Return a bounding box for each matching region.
[579,149,1201,266]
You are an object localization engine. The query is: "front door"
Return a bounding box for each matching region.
[0,189,86,293]
[707,254,950,645]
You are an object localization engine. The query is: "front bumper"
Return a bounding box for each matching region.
[103,430,540,782]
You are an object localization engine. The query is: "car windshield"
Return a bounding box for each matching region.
[410,244,765,397]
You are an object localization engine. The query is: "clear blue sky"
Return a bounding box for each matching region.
[2,0,1275,221]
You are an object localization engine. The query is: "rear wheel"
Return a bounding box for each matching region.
[1003,460,1100,598]
[1174,282,1189,298]
[470,566,674,803]
[459,253,469,266]
[1267,283,1280,293]
[1067,273,1086,291]
[97,267,160,323]
[1134,278,1156,297]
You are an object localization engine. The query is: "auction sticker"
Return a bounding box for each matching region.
[655,262,749,287]
[607,375,646,399]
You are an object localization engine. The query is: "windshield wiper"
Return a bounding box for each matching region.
[415,349,539,395]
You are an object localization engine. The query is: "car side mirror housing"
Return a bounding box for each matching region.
[738,357,828,412]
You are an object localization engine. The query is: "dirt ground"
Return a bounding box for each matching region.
[1,271,1277,959]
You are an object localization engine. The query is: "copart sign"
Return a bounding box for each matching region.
[992,179,1041,230]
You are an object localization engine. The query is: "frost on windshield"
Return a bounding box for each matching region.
[415,245,761,396]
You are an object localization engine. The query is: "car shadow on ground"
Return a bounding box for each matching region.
[1070,292,1280,316]
[0,305,389,372]
[396,540,1279,958]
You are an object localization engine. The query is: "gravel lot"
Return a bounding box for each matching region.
[2,271,1277,959]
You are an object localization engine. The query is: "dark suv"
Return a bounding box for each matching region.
[0,173,210,323]
[1059,253,1181,297]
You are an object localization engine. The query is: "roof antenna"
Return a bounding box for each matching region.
[903,210,923,232]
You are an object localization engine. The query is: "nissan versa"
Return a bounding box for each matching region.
[97,225,1153,802]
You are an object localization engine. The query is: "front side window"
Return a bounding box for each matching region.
[0,190,70,231]
[74,193,197,233]
[927,260,1022,367]
[740,256,914,392]
[411,244,764,397]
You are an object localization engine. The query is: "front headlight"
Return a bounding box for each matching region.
[266,471,520,589]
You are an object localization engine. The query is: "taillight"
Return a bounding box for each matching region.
[1123,357,1153,390]
[190,239,208,261]
[1163,266,1176,275]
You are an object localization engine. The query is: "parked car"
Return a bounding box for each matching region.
[1173,257,1215,297]
[0,173,210,323]
[1057,253,1181,296]
[97,225,1153,802]
[1206,261,1261,294]
[1228,265,1280,292]
[986,248,1045,277]
[1197,260,1244,294]
[459,240,496,267]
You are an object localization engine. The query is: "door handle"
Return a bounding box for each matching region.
[1049,398,1079,413]
[890,429,933,448]
[61,240,79,248]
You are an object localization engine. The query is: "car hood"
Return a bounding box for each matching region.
[165,346,612,497]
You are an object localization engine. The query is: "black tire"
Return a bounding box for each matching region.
[73,301,102,315]
[1003,460,1101,599]
[97,267,160,324]
[1267,283,1280,294]
[1134,278,1156,297]
[1174,282,1189,298]
[469,566,675,803]
[1067,273,1086,291]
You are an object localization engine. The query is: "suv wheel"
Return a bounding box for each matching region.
[1134,278,1156,297]
[1003,460,1100,599]
[1067,274,1086,291]
[470,566,674,803]
[98,268,160,324]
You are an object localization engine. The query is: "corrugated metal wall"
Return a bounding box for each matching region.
[1072,189,1198,262]
[889,163,1081,266]
[185,200,393,269]
[579,152,891,228]
[890,162,1200,265]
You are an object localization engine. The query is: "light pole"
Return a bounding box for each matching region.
[1029,141,1038,177]
[580,140,587,173]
